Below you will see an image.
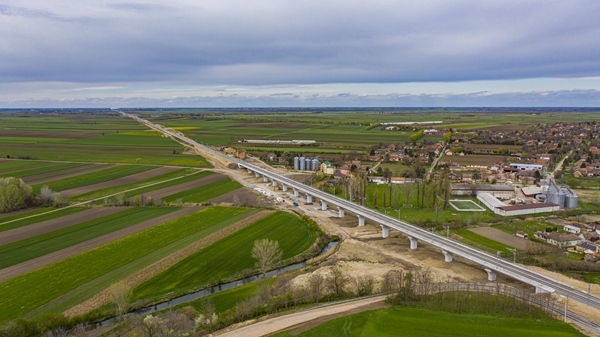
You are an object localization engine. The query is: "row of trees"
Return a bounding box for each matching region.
[0,178,65,213]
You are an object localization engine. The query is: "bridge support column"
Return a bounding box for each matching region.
[442,250,454,262]
[380,224,389,238]
[282,184,288,192]
[247,169,252,174]
[293,188,299,197]
[272,179,277,187]
[263,175,268,182]
[338,207,345,218]
[255,172,260,178]
[408,236,418,249]
[320,200,328,211]
[306,194,313,203]
[357,215,365,227]
[485,268,497,282]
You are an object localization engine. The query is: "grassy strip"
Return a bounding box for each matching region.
[71,168,209,202]
[271,307,585,337]
[31,165,155,193]
[0,207,180,269]
[454,228,513,252]
[133,211,316,301]
[0,207,86,232]
[1,162,81,178]
[0,206,248,323]
[162,178,242,204]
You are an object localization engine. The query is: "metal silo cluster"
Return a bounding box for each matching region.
[293,156,320,171]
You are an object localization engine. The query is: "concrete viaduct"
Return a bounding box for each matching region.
[123,112,600,313]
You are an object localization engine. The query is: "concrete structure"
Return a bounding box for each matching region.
[123,112,600,313]
[496,203,560,216]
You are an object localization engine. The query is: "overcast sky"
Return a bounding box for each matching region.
[1,0,599,108]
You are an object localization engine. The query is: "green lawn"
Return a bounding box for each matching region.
[0,207,86,233]
[162,178,242,203]
[0,207,180,269]
[0,206,249,323]
[31,165,155,193]
[133,211,317,302]
[271,307,586,337]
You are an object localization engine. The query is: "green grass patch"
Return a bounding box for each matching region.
[0,207,86,233]
[0,207,180,269]
[0,162,83,178]
[162,178,242,204]
[569,271,600,284]
[71,168,210,202]
[133,211,317,302]
[0,206,249,323]
[271,306,585,337]
[31,165,155,193]
[454,228,513,252]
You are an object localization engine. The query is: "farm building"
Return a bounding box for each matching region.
[545,232,582,248]
[477,193,506,213]
[496,203,560,216]
[521,186,543,197]
[516,231,528,239]
[576,242,599,254]
[564,224,581,234]
[451,184,515,198]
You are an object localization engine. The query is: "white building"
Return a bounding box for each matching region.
[509,163,543,171]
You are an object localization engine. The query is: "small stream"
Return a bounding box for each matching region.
[95,241,339,327]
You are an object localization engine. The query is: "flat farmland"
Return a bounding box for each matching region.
[0,207,181,270]
[162,177,242,204]
[0,114,211,167]
[467,144,522,153]
[0,207,202,281]
[0,206,251,322]
[133,211,317,301]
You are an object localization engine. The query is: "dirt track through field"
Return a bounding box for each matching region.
[0,207,127,246]
[469,227,529,250]
[23,164,115,184]
[125,172,226,201]
[216,296,388,337]
[59,166,179,198]
[0,207,202,282]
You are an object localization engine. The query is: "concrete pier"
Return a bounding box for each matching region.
[358,215,365,226]
[321,200,328,211]
[380,224,389,238]
[408,236,418,249]
[282,184,288,192]
[485,268,497,281]
[293,188,299,197]
[338,207,345,218]
[306,194,313,203]
[442,250,454,262]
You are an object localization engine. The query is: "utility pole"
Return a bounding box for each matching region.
[507,248,517,263]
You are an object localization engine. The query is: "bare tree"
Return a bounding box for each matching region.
[327,266,349,297]
[40,185,53,205]
[353,275,375,296]
[252,239,282,278]
[196,299,218,332]
[307,273,325,302]
[381,269,404,293]
[109,281,132,321]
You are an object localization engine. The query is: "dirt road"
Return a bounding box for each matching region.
[217,296,387,337]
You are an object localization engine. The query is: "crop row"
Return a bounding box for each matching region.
[0,206,250,323]
[31,165,155,193]
[0,207,181,269]
[0,207,86,233]
[163,178,242,204]
[134,211,316,301]
[72,169,210,202]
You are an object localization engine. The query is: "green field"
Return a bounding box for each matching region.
[0,207,180,269]
[31,165,155,193]
[0,207,86,233]
[133,211,317,301]
[162,178,242,204]
[0,114,212,167]
[271,307,585,337]
[0,162,86,179]
[454,228,513,253]
[71,168,210,202]
[0,206,250,323]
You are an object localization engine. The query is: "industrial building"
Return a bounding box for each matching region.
[508,163,544,171]
[451,184,515,199]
